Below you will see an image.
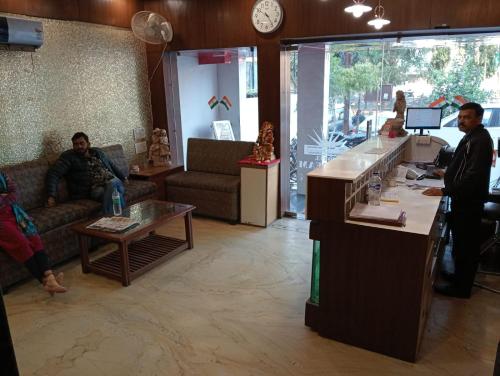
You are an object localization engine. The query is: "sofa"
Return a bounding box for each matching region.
[0,144,157,290]
[165,138,254,222]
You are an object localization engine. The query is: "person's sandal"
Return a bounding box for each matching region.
[55,272,64,286]
[43,271,67,296]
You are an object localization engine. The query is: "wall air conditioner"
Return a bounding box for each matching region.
[0,16,43,50]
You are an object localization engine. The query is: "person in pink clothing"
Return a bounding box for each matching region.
[0,171,66,295]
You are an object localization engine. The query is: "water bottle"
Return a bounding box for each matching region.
[367,172,382,206]
[112,188,122,216]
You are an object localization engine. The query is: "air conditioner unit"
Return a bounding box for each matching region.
[0,16,43,49]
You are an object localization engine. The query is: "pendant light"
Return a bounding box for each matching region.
[344,0,372,18]
[367,0,391,29]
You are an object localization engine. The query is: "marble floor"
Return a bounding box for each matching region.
[4,217,500,376]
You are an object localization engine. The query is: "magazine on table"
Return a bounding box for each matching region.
[348,202,406,227]
[86,216,140,233]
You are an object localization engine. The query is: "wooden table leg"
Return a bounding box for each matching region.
[79,235,90,273]
[185,211,193,249]
[119,242,131,286]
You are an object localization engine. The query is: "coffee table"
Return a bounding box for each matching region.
[72,200,195,286]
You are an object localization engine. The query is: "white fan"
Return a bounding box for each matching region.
[131,11,173,44]
[131,11,173,82]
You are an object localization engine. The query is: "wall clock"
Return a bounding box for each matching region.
[251,0,284,34]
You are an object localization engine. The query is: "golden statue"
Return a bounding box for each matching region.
[252,121,275,162]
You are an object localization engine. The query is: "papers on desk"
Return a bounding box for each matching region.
[407,178,445,189]
[87,217,140,233]
[349,202,406,227]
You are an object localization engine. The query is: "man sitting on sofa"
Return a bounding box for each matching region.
[46,132,126,214]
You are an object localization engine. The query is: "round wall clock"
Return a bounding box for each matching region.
[251,0,284,34]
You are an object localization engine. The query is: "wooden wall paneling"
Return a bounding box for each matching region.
[78,0,143,29]
[277,0,434,41]
[144,0,208,50]
[257,37,281,156]
[146,44,168,130]
[0,0,144,28]
[207,0,256,49]
[0,0,79,20]
[281,0,371,38]
[378,0,433,32]
[430,0,500,29]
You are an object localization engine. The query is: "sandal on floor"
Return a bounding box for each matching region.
[43,272,67,296]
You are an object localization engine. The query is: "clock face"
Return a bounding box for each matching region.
[251,0,283,34]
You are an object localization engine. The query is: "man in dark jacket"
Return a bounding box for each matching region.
[46,132,127,214]
[423,102,493,298]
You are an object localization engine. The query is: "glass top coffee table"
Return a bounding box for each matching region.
[72,200,195,286]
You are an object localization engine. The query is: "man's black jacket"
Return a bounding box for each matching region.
[47,148,126,200]
[442,124,493,207]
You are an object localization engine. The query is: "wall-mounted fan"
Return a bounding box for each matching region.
[131,11,173,81]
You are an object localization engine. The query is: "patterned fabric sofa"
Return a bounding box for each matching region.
[0,145,156,289]
[165,138,254,222]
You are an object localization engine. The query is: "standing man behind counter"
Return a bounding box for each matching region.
[423,102,493,298]
[46,132,127,215]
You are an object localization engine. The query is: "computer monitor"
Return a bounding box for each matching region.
[405,107,443,135]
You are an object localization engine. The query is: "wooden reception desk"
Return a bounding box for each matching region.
[305,136,447,362]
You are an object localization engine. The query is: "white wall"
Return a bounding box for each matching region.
[238,53,259,142]
[217,53,241,140]
[177,55,219,165]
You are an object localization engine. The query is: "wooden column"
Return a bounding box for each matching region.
[146,44,168,131]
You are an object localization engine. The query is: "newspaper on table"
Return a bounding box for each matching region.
[86,217,140,233]
[349,202,406,227]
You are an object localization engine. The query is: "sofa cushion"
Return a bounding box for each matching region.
[125,180,157,202]
[29,202,96,234]
[187,138,254,176]
[166,171,240,193]
[101,144,129,178]
[71,199,103,213]
[2,159,49,211]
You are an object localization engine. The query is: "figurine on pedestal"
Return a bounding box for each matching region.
[149,128,171,167]
[252,121,276,162]
[379,91,408,137]
[393,90,407,120]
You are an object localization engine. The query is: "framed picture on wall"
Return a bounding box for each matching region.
[212,120,235,141]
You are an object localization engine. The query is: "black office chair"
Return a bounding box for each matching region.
[475,200,500,294]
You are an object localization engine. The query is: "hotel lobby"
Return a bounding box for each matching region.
[1,1,499,375]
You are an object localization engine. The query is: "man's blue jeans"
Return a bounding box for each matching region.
[90,177,126,215]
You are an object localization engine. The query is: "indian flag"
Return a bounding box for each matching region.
[208,96,218,109]
[451,95,468,109]
[220,96,233,111]
[429,96,449,108]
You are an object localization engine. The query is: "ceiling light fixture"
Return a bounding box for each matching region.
[367,0,391,30]
[344,0,372,18]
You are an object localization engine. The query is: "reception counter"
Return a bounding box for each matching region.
[305,135,447,362]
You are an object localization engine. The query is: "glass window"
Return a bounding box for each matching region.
[285,33,500,216]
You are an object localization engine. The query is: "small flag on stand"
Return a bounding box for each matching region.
[208,96,218,109]
[429,96,449,108]
[220,96,233,111]
[451,95,468,109]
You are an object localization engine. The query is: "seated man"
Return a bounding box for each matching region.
[47,132,126,215]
